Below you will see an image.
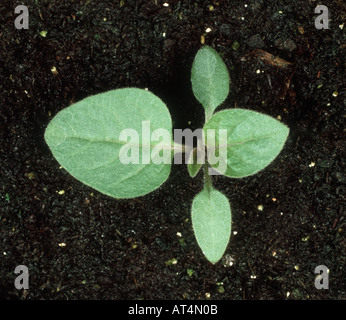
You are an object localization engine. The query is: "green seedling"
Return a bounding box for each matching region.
[45,46,289,263]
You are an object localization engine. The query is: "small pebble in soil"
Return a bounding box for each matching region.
[25,172,35,180]
[51,66,58,76]
[274,37,297,52]
[165,258,177,266]
[247,34,265,49]
[223,254,235,267]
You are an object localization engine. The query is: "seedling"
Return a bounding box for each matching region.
[45,46,289,263]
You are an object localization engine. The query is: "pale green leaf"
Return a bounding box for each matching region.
[187,147,203,178]
[187,162,202,178]
[45,88,173,199]
[191,46,230,121]
[204,109,289,178]
[191,188,231,263]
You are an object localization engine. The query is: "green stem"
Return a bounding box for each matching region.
[172,141,185,154]
[203,162,213,194]
[205,110,212,123]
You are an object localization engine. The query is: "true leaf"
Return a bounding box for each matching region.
[191,188,231,264]
[204,109,289,178]
[187,147,203,178]
[45,88,173,198]
[191,46,230,121]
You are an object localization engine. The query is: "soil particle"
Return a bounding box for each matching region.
[247,34,265,49]
[274,37,297,52]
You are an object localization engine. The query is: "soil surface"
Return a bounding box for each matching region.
[0,0,345,300]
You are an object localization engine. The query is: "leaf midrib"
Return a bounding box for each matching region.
[62,136,175,150]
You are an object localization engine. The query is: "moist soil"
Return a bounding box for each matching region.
[0,0,345,300]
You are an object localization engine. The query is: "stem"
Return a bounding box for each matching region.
[205,110,212,123]
[203,162,212,194]
[203,110,212,194]
[172,141,185,154]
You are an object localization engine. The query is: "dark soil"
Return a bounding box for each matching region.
[0,0,345,300]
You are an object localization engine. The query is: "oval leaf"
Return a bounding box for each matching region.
[204,109,289,178]
[192,188,231,263]
[191,46,230,120]
[187,162,202,178]
[187,147,202,178]
[45,88,173,199]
